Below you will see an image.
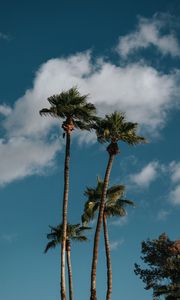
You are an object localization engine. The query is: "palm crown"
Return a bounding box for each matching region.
[39,87,97,131]
[44,223,91,253]
[82,177,134,225]
[95,111,146,146]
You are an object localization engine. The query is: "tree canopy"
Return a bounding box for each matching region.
[44,223,91,253]
[134,233,180,299]
[39,87,97,131]
[82,177,134,225]
[94,111,146,145]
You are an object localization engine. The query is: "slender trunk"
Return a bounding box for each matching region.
[103,214,112,300]
[66,240,74,300]
[90,154,115,300]
[61,132,71,300]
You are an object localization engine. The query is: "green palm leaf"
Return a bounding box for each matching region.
[44,223,91,252]
[44,240,58,253]
[82,177,134,224]
[94,111,147,145]
[39,87,97,131]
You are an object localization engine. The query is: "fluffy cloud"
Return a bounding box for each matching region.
[170,185,180,205]
[117,14,180,58]
[0,14,180,186]
[157,209,171,221]
[168,162,180,205]
[4,52,180,136]
[1,52,180,186]
[127,160,180,205]
[110,239,124,251]
[130,161,159,188]
[169,161,180,183]
[0,137,60,186]
[110,216,128,226]
[129,160,180,205]
[0,104,12,116]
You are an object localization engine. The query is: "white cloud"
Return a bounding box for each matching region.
[74,130,97,146]
[130,161,159,188]
[125,159,180,207]
[0,137,60,186]
[168,162,180,205]
[117,14,180,58]
[0,14,180,186]
[0,104,12,116]
[127,160,180,206]
[170,185,180,205]
[110,239,124,251]
[169,161,180,183]
[4,52,180,136]
[157,209,171,221]
[110,216,128,226]
[1,52,180,186]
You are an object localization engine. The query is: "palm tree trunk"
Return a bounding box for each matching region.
[66,240,74,300]
[61,131,71,300]
[103,214,112,300]
[90,153,115,300]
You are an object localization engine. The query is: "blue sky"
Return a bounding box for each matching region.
[0,0,180,299]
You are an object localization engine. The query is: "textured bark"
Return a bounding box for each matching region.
[66,240,74,300]
[103,214,112,300]
[61,131,71,300]
[90,153,115,300]
[106,142,119,156]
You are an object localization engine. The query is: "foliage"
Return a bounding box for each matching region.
[134,233,180,299]
[39,87,98,131]
[44,223,91,253]
[93,111,146,145]
[82,177,134,225]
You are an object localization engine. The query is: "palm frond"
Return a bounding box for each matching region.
[84,187,96,197]
[45,222,90,251]
[79,226,92,231]
[83,177,134,222]
[117,199,135,206]
[81,213,90,225]
[40,87,97,130]
[44,240,58,253]
[105,205,127,217]
[94,111,147,145]
[105,198,135,217]
[81,200,99,225]
[39,107,59,117]
[72,235,89,242]
[107,184,125,201]
[73,120,93,131]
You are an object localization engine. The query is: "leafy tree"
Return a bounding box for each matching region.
[82,177,134,300]
[134,233,180,300]
[39,87,97,300]
[90,111,146,300]
[45,223,91,300]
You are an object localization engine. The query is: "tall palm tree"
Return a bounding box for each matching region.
[90,112,146,300]
[82,177,134,300]
[39,87,97,300]
[44,223,91,300]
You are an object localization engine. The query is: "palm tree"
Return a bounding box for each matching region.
[90,112,146,300]
[82,177,134,300]
[44,223,91,300]
[39,87,97,300]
